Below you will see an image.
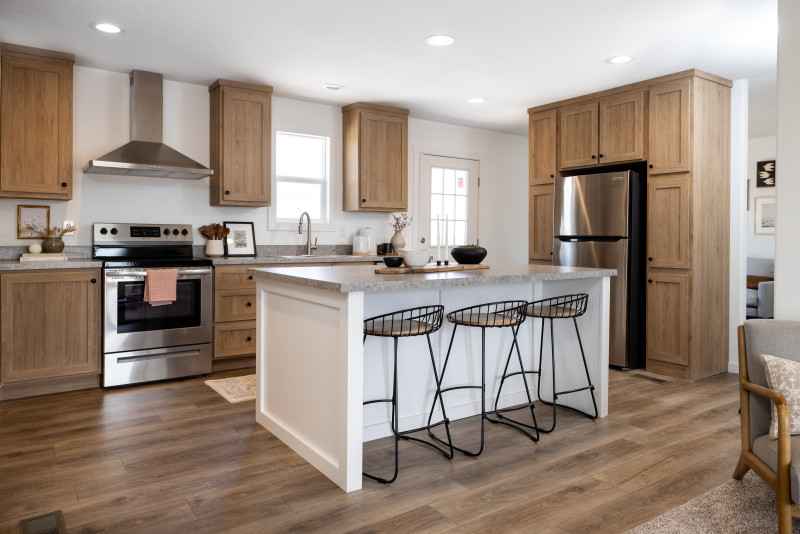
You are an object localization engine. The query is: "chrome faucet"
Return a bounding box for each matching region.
[298,212,317,255]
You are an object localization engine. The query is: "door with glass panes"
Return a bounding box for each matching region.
[418,154,479,256]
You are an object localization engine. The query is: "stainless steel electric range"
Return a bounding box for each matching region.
[93,223,212,387]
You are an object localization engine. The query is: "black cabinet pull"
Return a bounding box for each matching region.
[550,174,554,178]
[591,155,596,159]
[248,275,253,280]
[61,182,68,187]
[648,164,654,169]
[246,336,252,342]
[225,190,230,195]
[648,279,653,284]
[550,251,553,255]
[246,302,252,307]
[362,198,366,203]
[648,257,653,262]
[598,154,604,158]
[91,278,97,283]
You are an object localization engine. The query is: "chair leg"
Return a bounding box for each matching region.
[732,456,750,480]
[363,336,399,484]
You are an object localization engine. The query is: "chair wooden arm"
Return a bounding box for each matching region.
[743,380,788,406]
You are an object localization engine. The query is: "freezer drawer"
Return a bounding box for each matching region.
[554,238,630,368]
[554,172,630,238]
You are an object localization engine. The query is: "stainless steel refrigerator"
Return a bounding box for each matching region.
[553,170,645,369]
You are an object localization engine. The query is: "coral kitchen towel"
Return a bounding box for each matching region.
[144,269,177,306]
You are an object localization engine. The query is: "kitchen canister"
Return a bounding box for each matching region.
[357,227,377,254]
[352,235,370,255]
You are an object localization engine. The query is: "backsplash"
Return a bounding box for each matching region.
[0,244,356,260]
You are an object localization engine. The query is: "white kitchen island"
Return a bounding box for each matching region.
[249,263,615,492]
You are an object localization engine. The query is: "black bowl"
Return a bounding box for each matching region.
[383,256,404,268]
[450,246,487,264]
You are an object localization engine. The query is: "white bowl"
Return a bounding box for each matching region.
[401,249,430,268]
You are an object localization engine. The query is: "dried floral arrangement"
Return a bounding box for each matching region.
[198,223,230,240]
[390,212,412,233]
[24,225,76,238]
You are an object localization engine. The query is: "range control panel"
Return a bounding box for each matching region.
[93,223,193,245]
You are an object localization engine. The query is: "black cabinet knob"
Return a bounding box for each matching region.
[648,279,653,283]
[225,190,230,195]
[362,198,366,203]
[648,257,653,262]
[550,174,554,178]
[61,182,68,187]
[591,155,596,159]
[550,251,553,255]
[598,154,604,158]
[248,275,253,280]
[91,278,97,283]
[246,302,252,307]
[649,164,654,169]
[246,337,252,342]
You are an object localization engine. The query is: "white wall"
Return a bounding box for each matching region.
[746,136,777,258]
[729,80,748,374]
[774,0,800,319]
[0,66,528,257]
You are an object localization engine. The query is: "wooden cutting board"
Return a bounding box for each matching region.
[375,263,490,274]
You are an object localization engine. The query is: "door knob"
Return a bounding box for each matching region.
[420,237,426,244]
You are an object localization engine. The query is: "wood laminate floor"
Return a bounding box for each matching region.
[0,369,740,534]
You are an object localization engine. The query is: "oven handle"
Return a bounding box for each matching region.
[105,269,212,279]
[116,349,202,363]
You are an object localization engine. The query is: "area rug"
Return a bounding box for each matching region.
[625,471,800,533]
[204,374,256,403]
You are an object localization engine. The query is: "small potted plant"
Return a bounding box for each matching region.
[450,244,487,264]
[389,212,412,253]
[198,223,230,257]
[23,224,77,253]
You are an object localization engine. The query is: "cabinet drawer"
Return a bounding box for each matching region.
[214,322,256,359]
[215,289,256,322]
[215,265,267,290]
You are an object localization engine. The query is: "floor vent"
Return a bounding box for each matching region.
[18,511,66,534]
[630,373,669,384]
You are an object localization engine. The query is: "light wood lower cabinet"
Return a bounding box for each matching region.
[214,323,257,359]
[645,271,690,377]
[0,269,101,399]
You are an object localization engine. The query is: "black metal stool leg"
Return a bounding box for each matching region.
[535,318,559,433]
[362,336,400,484]
[573,317,598,420]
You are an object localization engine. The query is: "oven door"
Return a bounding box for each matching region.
[103,267,212,353]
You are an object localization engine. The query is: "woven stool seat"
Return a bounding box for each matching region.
[364,319,434,337]
[525,294,588,319]
[449,312,519,327]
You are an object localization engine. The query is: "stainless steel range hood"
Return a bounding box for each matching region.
[83,70,213,179]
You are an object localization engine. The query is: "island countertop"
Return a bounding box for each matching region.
[248,262,616,293]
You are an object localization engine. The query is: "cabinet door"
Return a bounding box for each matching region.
[214,322,257,359]
[529,109,558,184]
[647,175,690,269]
[359,111,408,210]
[529,184,554,261]
[1,270,100,383]
[559,102,598,169]
[646,271,690,367]
[0,51,73,199]
[598,90,644,164]
[217,88,271,205]
[648,78,692,175]
[215,289,257,322]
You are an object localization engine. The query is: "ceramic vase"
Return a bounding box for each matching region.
[205,239,224,257]
[390,232,405,253]
[41,237,64,253]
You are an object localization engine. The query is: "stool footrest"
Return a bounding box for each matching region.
[554,384,595,396]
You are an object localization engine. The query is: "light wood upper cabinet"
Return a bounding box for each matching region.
[1,269,100,384]
[648,78,692,175]
[209,79,273,207]
[529,109,558,185]
[647,175,690,269]
[559,102,598,169]
[559,90,644,170]
[343,103,408,212]
[598,90,645,164]
[529,184,554,261]
[0,43,74,200]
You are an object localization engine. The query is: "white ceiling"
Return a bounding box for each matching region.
[0,0,778,137]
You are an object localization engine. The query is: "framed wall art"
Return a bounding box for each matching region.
[17,205,50,239]
[223,221,256,257]
[754,196,776,235]
[757,160,775,188]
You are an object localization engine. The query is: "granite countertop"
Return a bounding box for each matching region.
[248,263,617,293]
[0,258,103,270]
[210,254,382,265]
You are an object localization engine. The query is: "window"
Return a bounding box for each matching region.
[418,154,480,248]
[274,132,330,222]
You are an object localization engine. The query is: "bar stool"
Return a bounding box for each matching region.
[524,293,598,433]
[428,300,537,457]
[362,305,453,484]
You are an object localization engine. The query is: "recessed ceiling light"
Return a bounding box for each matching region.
[425,35,455,47]
[607,55,634,64]
[323,84,345,91]
[466,97,486,104]
[92,22,122,34]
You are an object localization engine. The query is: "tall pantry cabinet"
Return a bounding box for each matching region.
[527,70,731,381]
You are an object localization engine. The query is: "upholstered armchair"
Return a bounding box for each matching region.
[734,320,800,533]
[746,257,774,319]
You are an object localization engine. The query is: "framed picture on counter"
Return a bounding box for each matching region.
[17,205,50,239]
[223,221,256,257]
